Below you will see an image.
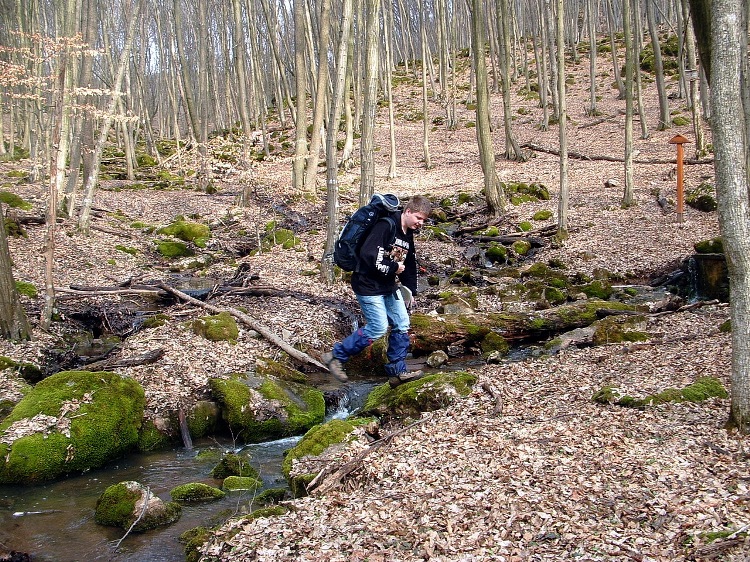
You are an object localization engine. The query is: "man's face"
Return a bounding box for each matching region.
[403,209,429,231]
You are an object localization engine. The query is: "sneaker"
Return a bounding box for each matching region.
[321,351,348,382]
[388,370,425,389]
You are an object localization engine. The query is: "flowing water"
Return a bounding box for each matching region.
[0,380,378,562]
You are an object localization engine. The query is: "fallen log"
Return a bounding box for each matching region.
[410,300,644,354]
[521,142,714,165]
[82,348,164,371]
[156,283,327,371]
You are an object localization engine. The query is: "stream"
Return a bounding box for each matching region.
[0,380,377,562]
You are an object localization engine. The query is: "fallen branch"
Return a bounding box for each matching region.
[309,417,430,496]
[114,486,151,551]
[480,381,503,415]
[156,283,327,371]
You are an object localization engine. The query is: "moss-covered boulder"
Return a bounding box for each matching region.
[283,418,370,497]
[210,452,259,479]
[0,370,145,484]
[591,315,650,346]
[362,371,477,422]
[156,240,194,258]
[181,526,212,562]
[0,355,43,383]
[158,220,211,247]
[222,475,263,491]
[592,377,728,409]
[191,312,239,343]
[170,482,225,502]
[187,400,221,438]
[208,373,325,443]
[95,480,181,531]
[694,237,723,254]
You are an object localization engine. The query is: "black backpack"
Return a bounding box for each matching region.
[333,193,400,272]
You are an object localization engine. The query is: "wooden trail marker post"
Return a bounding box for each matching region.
[669,133,690,223]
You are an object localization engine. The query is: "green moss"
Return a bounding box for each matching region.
[223,475,263,491]
[14,281,37,298]
[518,221,532,232]
[694,237,723,254]
[255,487,288,505]
[362,371,477,422]
[192,312,239,343]
[208,375,325,443]
[672,115,690,126]
[543,286,567,305]
[170,482,225,502]
[95,481,181,531]
[158,220,210,244]
[211,452,259,479]
[591,315,650,345]
[578,279,613,300]
[181,526,211,562]
[156,240,194,258]
[255,358,308,384]
[486,242,507,263]
[719,319,731,333]
[262,228,300,251]
[483,226,500,236]
[187,400,219,438]
[0,370,145,484]
[592,377,727,409]
[686,182,717,212]
[142,313,169,329]
[137,419,174,452]
[115,245,138,256]
[282,418,361,479]
[480,332,509,356]
[0,191,32,210]
[512,240,532,256]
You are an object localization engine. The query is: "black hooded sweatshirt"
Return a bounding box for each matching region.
[351,211,417,297]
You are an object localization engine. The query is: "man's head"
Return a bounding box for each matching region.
[402,195,432,231]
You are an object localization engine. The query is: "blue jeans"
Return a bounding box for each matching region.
[332,291,411,377]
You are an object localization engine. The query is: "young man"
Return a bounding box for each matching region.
[322,195,432,388]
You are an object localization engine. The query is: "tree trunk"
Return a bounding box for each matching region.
[359,0,381,205]
[646,0,671,130]
[556,0,569,238]
[710,0,750,432]
[292,0,308,192]
[304,0,332,193]
[420,0,432,170]
[586,0,598,115]
[471,0,506,216]
[0,203,31,341]
[322,0,354,286]
[621,0,635,208]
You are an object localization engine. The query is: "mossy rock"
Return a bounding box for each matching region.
[486,242,507,263]
[95,480,181,531]
[191,312,239,343]
[137,418,176,452]
[181,526,211,562]
[156,240,194,258]
[170,482,225,502]
[577,279,613,300]
[502,181,551,201]
[694,237,723,254]
[672,115,690,126]
[0,356,43,383]
[0,191,32,210]
[211,452,259,479]
[518,221,533,232]
[158,220,211,247]
[0,370,145,484]
[254,487,289,505]
[187,400,220,438]
[686,181,717,212]
[255,358,308,384]
[591,315,650,346]
[361,371,477,422]
[512,240,532,256]
[592,376,728,409]
[222,475,263,492]
[142,313,169,329]
[261,228,300,251]
[243,505,289,521]
[208,374,325,443]
[283,418,371,497]
[115,245,138,256]
[345,338,389,376]
[532,209,553,221]
[480,332,509,357]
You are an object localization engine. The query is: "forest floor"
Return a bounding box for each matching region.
[1,49,749,561]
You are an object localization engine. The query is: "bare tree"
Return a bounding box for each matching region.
[360,0,381,204]
[292,0,308,192]
[0,203,31,341]
[470,0,507,216]
[556,0,569,238]
[621,0,636,208]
